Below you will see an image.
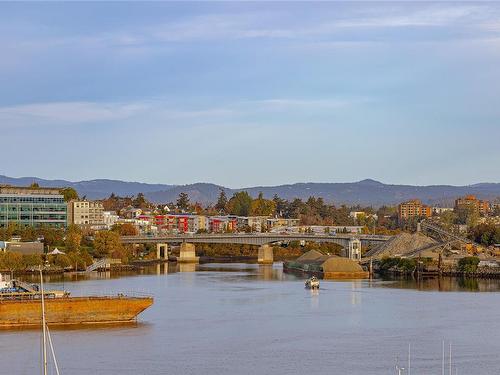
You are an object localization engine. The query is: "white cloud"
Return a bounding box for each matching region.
[2,3,496,56]
[0,101,148,125]
[0,97,359,129]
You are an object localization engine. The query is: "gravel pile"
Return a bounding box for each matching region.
[366,232,437,258]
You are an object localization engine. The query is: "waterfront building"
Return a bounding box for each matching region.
[398,199,432,220]
[454,195,490,216]
[0,185,67,228]
[68,200,104,227]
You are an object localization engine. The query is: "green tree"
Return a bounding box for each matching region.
[133,193,148,209]
[176,192,190,211]
[60,187,79,202]
[439,210,457,229]
[458,256,480,273]
[39,226,64,248]
[272,194,287,217]
[215,189,228,213]
[227,191,253,216]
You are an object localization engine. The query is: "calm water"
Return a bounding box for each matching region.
[2,263,500,375]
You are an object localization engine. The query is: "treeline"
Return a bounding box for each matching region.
[0,223,140,270]
[468,224,500,246]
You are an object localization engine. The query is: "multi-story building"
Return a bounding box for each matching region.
[0,185,67,228]
[151,214,207,234]
[208,216,238,233]
[103,211,120,229]
[67,200,104,227]
[454,195,490,216]
[266,218,300,229]
[237,216,269,232]
[398,199,432,220]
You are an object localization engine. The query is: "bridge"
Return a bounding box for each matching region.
[121,233,391,264]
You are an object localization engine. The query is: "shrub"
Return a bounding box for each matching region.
[457,257,480,273]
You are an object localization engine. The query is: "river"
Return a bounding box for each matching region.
[2,263,500,374]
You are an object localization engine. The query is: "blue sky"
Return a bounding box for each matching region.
[1,2,499,187]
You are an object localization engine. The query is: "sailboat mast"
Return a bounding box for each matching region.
[40,268,48,375]
[47,326,61,375]
[442,341,445,375]
[449,342,452,375]
[407,343,411,375]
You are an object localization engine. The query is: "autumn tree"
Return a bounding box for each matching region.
[65,225,82,252]
[113,223,138,236]
[93,231,123,258]
[0,252,23,274]
[250,192,276,216]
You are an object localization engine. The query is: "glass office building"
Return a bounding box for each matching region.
[0,186,67,228]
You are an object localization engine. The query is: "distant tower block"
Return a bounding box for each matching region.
[348,238,362,261]
[258,244,274,265]
[177,242,199,263]
[156,243,169,260]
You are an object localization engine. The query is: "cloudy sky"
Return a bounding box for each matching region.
[1,1,499,187]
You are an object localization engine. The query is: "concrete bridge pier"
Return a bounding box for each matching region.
[347,238,362,261]
[177,242,199,263]
[258,244,274,265]
[156,243,169,260]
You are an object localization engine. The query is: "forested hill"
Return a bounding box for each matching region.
[2,175,499,207]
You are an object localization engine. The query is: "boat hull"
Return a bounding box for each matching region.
[0,296,153,327]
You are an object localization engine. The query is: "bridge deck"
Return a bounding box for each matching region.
[121,233,391,247]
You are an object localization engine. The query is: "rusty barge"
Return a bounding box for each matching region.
[0,275,153,327]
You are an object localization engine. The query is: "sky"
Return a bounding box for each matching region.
[1,1,499,188]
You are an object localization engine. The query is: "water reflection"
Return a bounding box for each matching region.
[377,274,500,292]
[15,262,500,292]
[4,262,500,375]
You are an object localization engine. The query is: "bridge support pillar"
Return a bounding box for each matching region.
[178,242,199,263]
[258,244,273,265]
[156,243,169,260]
[347,238,362,261]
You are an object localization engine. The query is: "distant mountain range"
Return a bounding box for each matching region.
[1,175,499,207]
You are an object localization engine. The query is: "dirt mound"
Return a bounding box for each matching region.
[366,232,436,258]
[321,257,364,273]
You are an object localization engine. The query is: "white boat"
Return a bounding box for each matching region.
[305,276,320,289]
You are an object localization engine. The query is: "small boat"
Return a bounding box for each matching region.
[305,276,320,289]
